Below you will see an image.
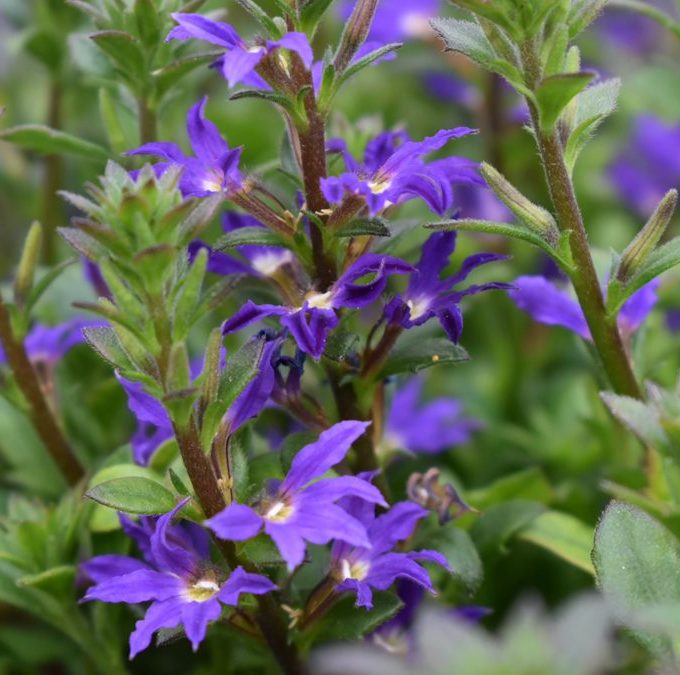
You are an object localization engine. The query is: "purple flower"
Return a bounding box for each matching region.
[609,115,680,217]
[330,496,449,610]
[0,318,103,367]
[118,334,278,465]
[222,253,413,359]
[322,128,480,216]
[385,232,510,343]
[167,13,313,88]
[81,501,276,657]
[339,0,440,42]
[190,212,294,279]
[128,97,243,198]
[509,275,660,339]
[382,379,481,455]
[206,421,387,571]
[596,4,671,55]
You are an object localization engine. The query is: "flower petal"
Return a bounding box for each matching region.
[218,566,277,605]
[181,599,222,651]
[206,503,263,541]
[129,597,185,658]
[167,13,242,49]
[83,569,181,604]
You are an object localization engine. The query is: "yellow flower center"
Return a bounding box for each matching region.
[340,558,370,582]
[304,290,334,310]
[368,177,392,195]
[183,575,220,602]
[201,169,224,193]
[406,296,431,320]
[263,499,295,523]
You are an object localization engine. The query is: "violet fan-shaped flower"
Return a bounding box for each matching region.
[322,128,481,216]
[221,253,413,359]
[206,421,387,571]
[81,500,277,657]
[509,275,660,340]
[382,378,481,455]
[127,97,243,198]
[339,0,440,42]
[384,232,511,343]
[329,496,449,610]
[167,13,313,89]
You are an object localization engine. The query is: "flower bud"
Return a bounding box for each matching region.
[334,0,380,73]
[13,221,43,308]
[618,189,678,283]
[480,162,560,245]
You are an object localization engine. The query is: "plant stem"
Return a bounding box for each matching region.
[520,40,642,399]
[137,96,157,144]
[0,294,84,485]
[172,420,307,675]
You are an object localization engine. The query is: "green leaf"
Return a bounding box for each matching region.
[82,325,133,370]
[535,71,596,133]
[380,337,469,378]
[153,52,223,99]
[300,0,335,33]
[607,237,680,315]
[214,227,287,250]
[519,511,595,575]
[564,78,621,171]
[600,393,668,450]
[467,467,553,510]
[428,219,574,270]
[471,500,545,559]
[133,0,161,46]
[593,500,680,657]
[569,0,609,37]
[334,217,391,238]
[0,125,108,160]
[86,476,176,514]
[17,565,76,598]
[335,42,402,86]
[233,0,279,34]
[302,592,402,647]
[90,30,146,84]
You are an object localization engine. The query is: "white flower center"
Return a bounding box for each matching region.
[340,558,370,581]
[201,169,224,193]
[251,250,294,277]
[248,46,264,54]
[304,290,334,310]
[368,177,392,195]
[407,296,431,321]
[184,576,220,602]
[263,500,295,523]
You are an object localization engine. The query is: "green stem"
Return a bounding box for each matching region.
[137,96,157,144]
[520,40,642,399]
[0,293,84,484]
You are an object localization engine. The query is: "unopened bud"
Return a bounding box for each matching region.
[14,221,43,308]
[200,327,224,407]
[618,189,678,282]
[407,467,474,525]
[334,0,380,72]
[480,163,560,245]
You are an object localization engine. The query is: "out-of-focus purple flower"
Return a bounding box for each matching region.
[609,115,680,217]
[222,253,413,359]
[81,500,276,658]
[666,309,680,333]
[423,72,479,107]
[167,13,313,88]
[190,212,294,279]
[596,4,670,55]
[385,232,510,343]
[453,183,512,221]
[0,318,103,367]
[128,97,243,198]
[509,275,660,339]
[118,335,277,465]
[339,0,440,42]
[330,493,449,610]
[206,421,386,571]
[382,378,480,455]
[322,128,481,216]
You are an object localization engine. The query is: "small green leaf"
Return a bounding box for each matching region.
[0,125,108,160]
[467,467,553,510]
[300,0,335,33]
[90,31,146,84]
[86,477,176,514]
[600,393,668,450]
[336,42,402,87]
[153,52,223,99]
[519,511,595,575]
[82,325,133,370]
[535,71,596,133]
[214,227,287,250]
[334,217,391,238]
[427,219,574,270]
[302,592,402,647]
[593,501,680,657]
[17,565,76,597]
[380,337,469,377]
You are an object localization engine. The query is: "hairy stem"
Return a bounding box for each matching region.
[0,294,84,485]
[520,40,642,399]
